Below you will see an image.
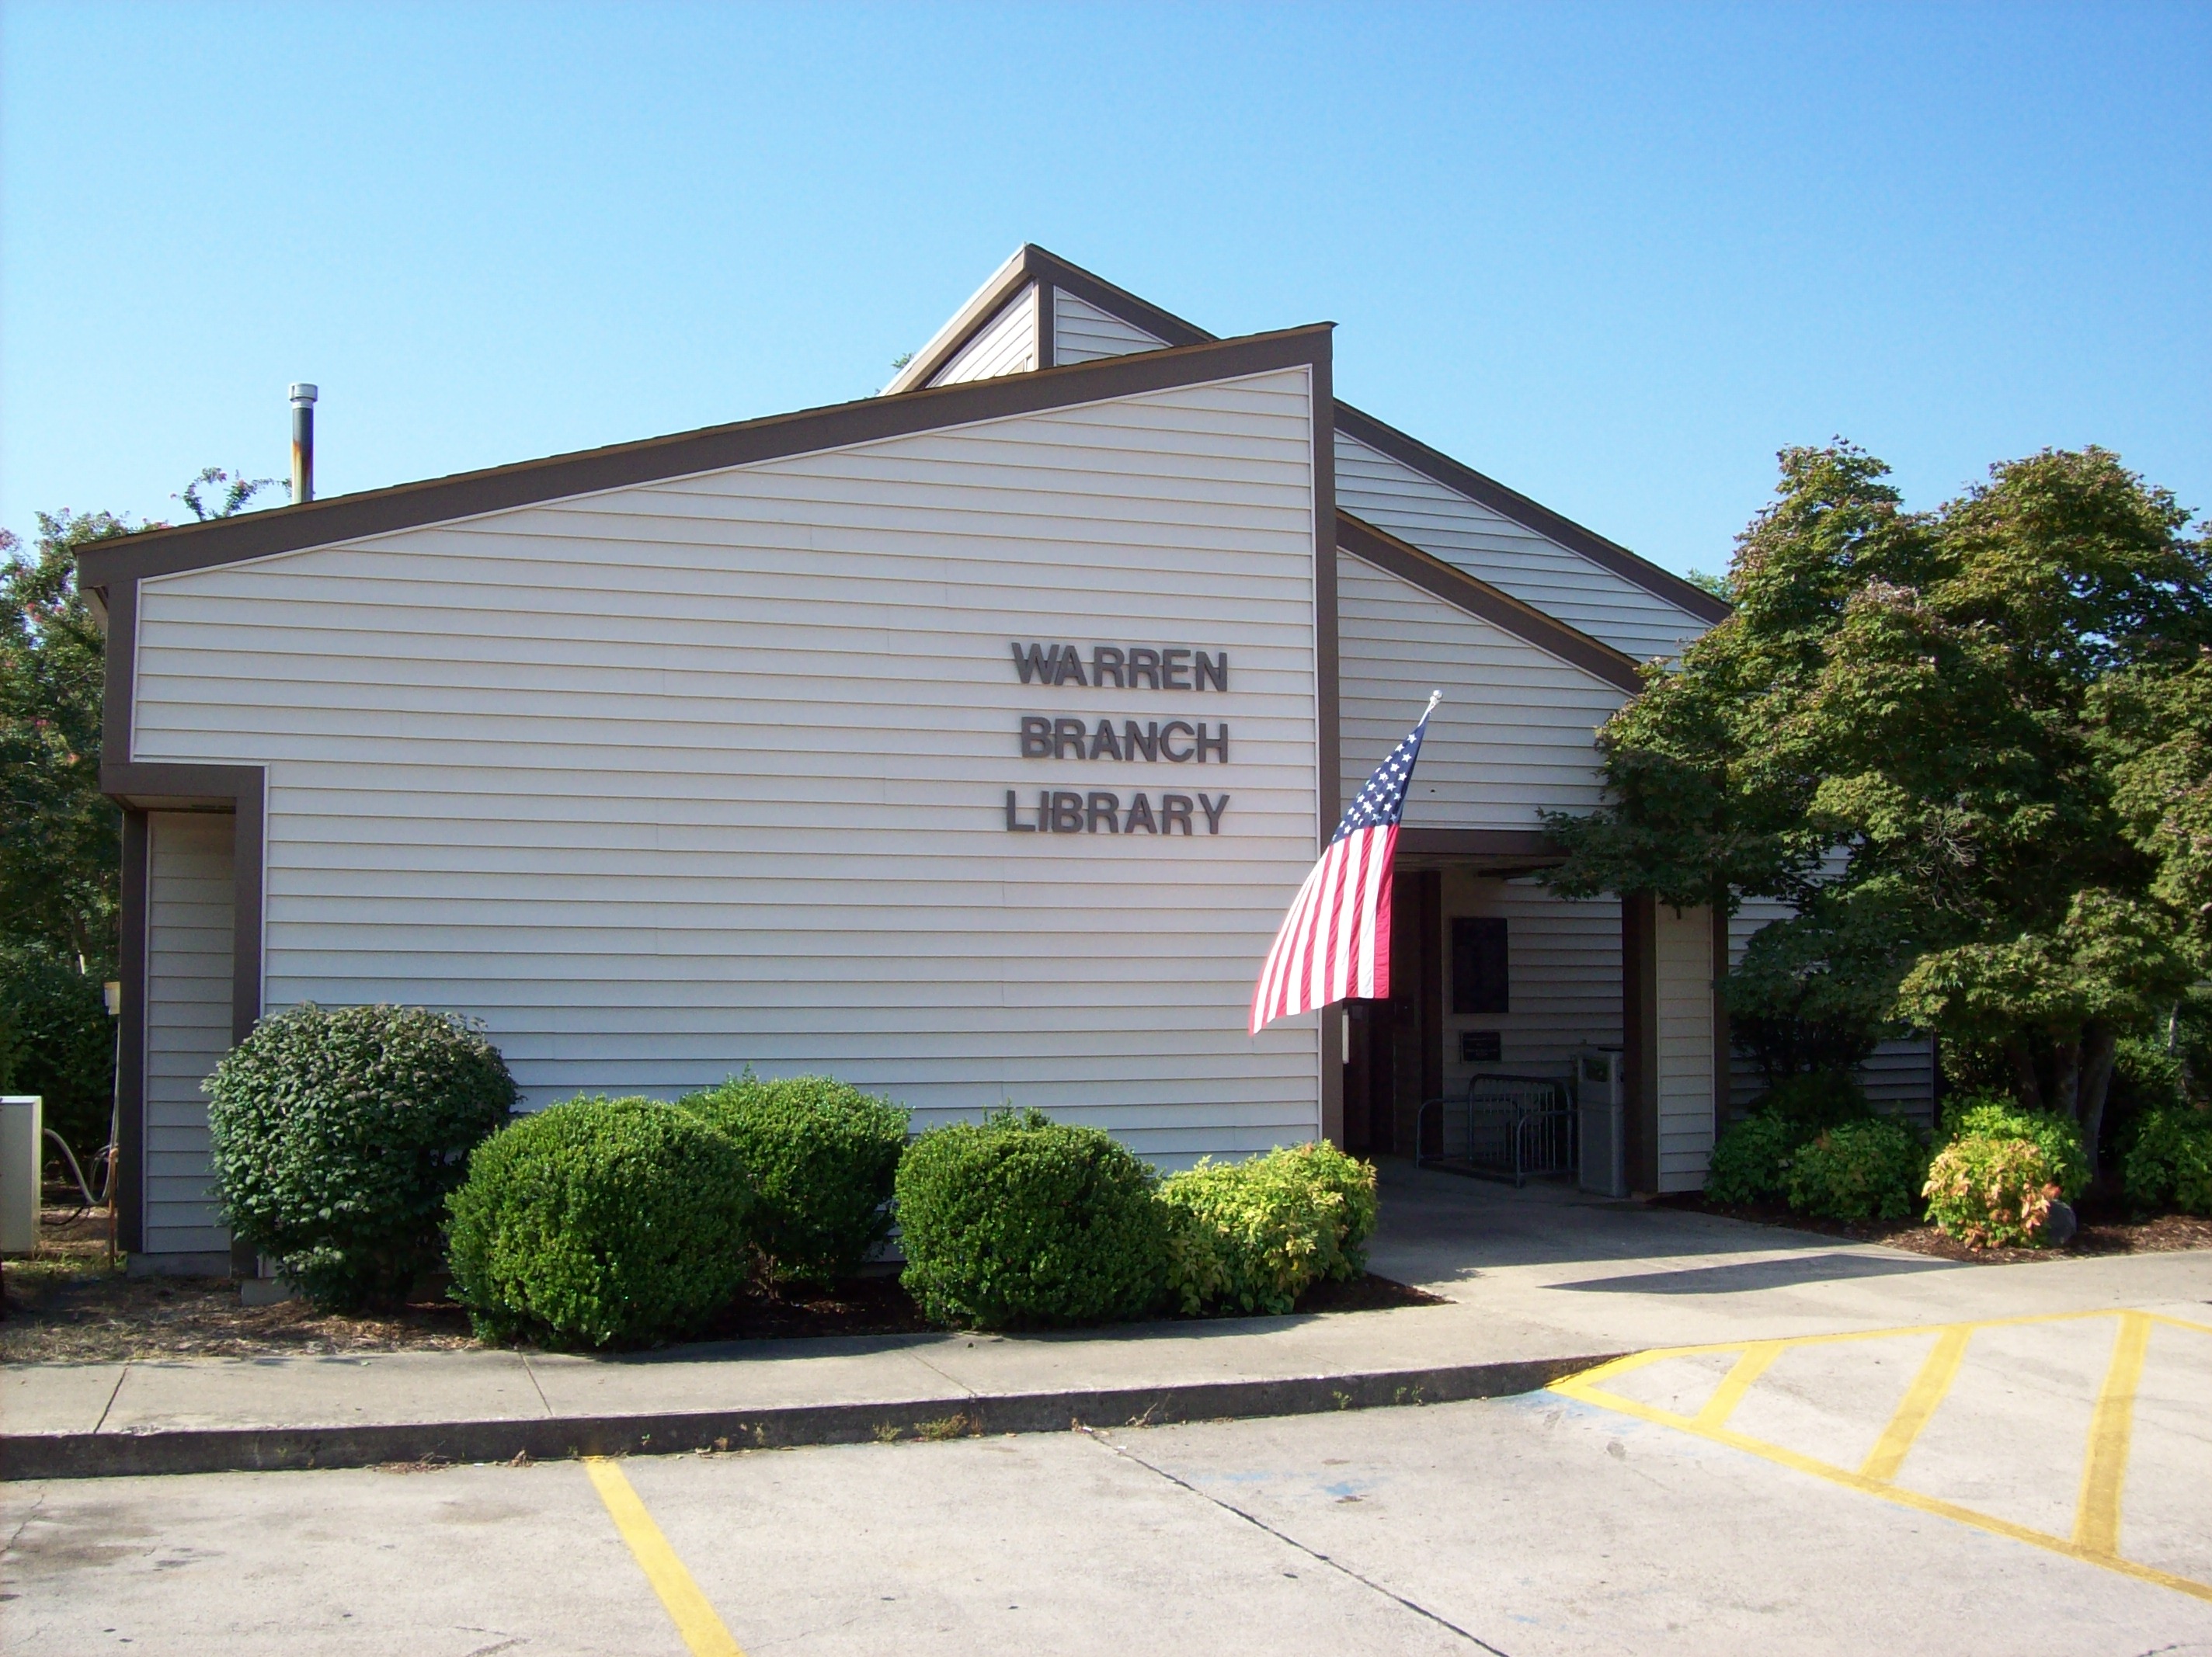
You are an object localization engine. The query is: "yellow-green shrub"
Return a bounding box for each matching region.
[1923,1135,2060,1249]
[1159,1142,1379,1315]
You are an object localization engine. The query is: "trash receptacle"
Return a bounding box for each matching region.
[1573,1051,1626,1199]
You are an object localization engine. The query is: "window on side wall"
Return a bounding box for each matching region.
[1451,917,1508,1016]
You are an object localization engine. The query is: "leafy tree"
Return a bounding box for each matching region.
[2,471,276,1160]
[1,512,133,972]
[1548,445,2210,1170]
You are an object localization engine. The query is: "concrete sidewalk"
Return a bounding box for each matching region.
[8,1163,2207,1479]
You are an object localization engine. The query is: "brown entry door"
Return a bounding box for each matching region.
[1340,869,1443,1158]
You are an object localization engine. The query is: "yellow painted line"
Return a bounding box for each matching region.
[1859,1325,1971,1483]
[1550,1310,2212,1607]
[584,1457,746,1657]
[1695,1342,1783,1429]
[2075,1311,2152,1557]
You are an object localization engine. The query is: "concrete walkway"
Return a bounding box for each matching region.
[7,1162,2207,1478]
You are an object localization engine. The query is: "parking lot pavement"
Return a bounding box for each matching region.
[6,1305,2210,1656]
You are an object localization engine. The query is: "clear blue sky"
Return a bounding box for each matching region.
[4,2,2206,578]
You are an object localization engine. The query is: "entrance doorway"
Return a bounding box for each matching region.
[1341,869,1442,1157]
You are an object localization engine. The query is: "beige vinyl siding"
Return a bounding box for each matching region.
[131,368,1324,1163]
[1053,289,1168,365]
[1656,901,1716,1191]
[143,811,233,1257]
[927,285,1038,385]
[1337,551,1627,829]
[1438,871,1621,1093]
[1334,430,1707,662]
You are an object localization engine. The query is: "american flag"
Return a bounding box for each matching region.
[1249,693,1440,1035]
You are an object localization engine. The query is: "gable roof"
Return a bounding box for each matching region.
[1337,512,1644,695]
[79,324,1329,592]
[895,244,1728,627]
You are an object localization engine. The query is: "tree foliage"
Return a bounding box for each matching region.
[1548,444,2211,1169]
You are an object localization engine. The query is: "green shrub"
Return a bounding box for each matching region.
[1785,1117,1928,1221]
[680,1073,908,1284]
[893,1108,1165,1329]
[1940,1092,2089,1200]
[446,1096,753,1347]
[206,1003,516,1309]
[1159,1143,1379,1315]
[1758,1071,1870,1131]
[2122,1108,2212,1216]
[1705,1113,1810,1206]
[1924,1134,2061,1248]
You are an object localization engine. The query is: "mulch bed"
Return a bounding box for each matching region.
[1656,1190,2212,1266]
[1,1208,1442,1363]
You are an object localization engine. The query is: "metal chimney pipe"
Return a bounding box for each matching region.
[290,383,318,503]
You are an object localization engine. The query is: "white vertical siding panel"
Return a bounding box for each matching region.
[1438,872,1620,1093]
[1337,552,1626,829]
[927,285,1038,385]
[1655,901,1715,1190]
[144,811,233,1256]
[130,370,1325,1162]
[1052,290,1167,365]
[1334,430,1708,662]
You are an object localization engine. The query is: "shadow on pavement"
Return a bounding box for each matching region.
[1549,1250,1959,1295]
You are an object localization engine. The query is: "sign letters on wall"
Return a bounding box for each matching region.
[1002,641,1232,836]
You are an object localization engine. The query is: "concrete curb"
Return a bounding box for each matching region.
[2,1353,1616,1481]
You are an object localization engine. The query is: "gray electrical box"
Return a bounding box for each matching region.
[2,1094,43,1254]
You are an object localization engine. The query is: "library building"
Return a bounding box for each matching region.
[82,245,1931,1270]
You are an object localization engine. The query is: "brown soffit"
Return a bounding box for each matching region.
[78,323,1332,592]
[1396,827,1560,860]
[1337,510,1646,696]
[923,245,1730,627]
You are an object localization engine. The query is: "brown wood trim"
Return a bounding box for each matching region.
[1313,356,1341,839]
[116,810,148,1255]
[1033,283,1056,370]
[87,327,1333,790]
[1417,870,1445,1109]
[897,247,1721,630]
[883,250,1035,394]
[1622,891,1659,1193]
[79,325,1331,592]
[1026,248,1212,351]
[104,761,267,1047]
[1337,512,1646,694]
[1396,828,1560,860]
[1332,400,1732,627]
[887,245,1212,394]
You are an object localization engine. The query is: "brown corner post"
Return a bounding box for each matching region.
[1621,891,1659,1193]
[1417,870,1445,1108]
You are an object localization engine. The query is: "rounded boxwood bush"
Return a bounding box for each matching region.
[681,1073,909,1284]
[1705,1113,1810,1206]
[1785,1117,1928,1221]
[1942,1092,2089,1201]
[2123,1107,2212,1216]
[894,1108,1166,1329]
[1924,1134,2062,1248]
[1160,1142,1379,1315]
[446,1096,753,1348]
[206,1002,516,1309]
